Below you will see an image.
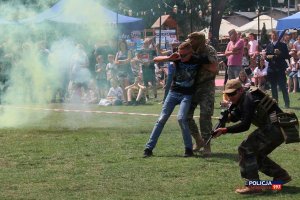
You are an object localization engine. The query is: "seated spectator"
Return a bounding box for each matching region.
[125,76,146,106]
[253,56,268,90]
[221,70,252,108]
[236,70,252,89]
[98,79,123,106]
[287,49,299,93]
[82,80,99,104]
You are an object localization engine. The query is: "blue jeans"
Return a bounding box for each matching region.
[228,65,243,80]
[145,91,193,150]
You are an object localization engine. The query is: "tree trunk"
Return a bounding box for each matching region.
[210,0,227,51]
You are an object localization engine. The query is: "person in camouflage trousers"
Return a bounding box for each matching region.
[214,79,292,194]
[186,32,218,156]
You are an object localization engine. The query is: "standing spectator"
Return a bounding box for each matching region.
[287,49,299,93]
[143,42,211,158]
[139,38,157,101]
[115,40,132,102]
[248,33,259,59]
[95,55,107,98]
[242,47,252,77]
[283,32,293,51]
[265,30,290,108]
[225,29,244,79]
[293,35,300,51]
[242,37,250,50]
[185,32,218,156]
[106,54,118,84]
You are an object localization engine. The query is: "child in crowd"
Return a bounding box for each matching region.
[82,80,99,104]
[237,70,252,89]
[125,76,146,106]
[106,54,118,86]
[95,55,107,98]
[130,53,142,78]
[98,79,123,106]
[253,56,268,90]
[242,47,252,78]
[287,49,299,93]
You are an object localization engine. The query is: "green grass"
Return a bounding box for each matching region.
[0,91,300,199]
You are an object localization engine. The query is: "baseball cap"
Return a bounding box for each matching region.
[223,79,242,94]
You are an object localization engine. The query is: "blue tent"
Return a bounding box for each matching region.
[19,0,143,26]
[276,12,300,31]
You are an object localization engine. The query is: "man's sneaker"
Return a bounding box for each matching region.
[184,148,194,157]
[235,186,262,194]
[273,174,292,184]
[143,148,153,158]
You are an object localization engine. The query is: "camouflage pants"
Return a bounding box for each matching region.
[187,81,215,141]
[238,124,288,180]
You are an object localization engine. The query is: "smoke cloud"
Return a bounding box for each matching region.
[0,0,116,127]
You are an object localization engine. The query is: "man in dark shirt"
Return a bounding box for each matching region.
[265,30,290,108]
[143,42,212,158]
[213,79,291,194]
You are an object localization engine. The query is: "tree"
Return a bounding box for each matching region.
[260,23,270,49]
[210,0,227,50]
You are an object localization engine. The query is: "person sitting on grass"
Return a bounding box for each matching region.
[125,76,146,106]
[253,56,268,91]
[237,70,252,90]
[98,79,123,106]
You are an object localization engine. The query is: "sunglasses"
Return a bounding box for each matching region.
[226,90,238,97]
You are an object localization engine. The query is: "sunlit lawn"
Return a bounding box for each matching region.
[0,91,300,199]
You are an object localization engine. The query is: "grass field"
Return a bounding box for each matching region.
[0,91,300,200]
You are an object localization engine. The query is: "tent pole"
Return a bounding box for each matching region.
[116,9,119,51]
[159,15,162,49]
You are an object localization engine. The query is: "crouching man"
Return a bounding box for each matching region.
[213,79,297,194]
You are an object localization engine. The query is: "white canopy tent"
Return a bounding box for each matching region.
[236,15,277,34]
[200,19,238,39]
[219,19,239,38]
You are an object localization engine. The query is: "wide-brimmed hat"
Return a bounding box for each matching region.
[223,79,242,94]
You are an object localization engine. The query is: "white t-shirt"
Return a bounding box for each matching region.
[248,40,258,55]
[107,86,123,100]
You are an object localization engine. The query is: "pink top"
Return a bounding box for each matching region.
[226,39,244,66]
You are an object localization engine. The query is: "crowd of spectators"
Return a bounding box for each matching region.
[1,29,300,108]
[221,29,300,108]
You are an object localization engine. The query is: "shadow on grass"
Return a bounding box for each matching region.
[153,152,238,162]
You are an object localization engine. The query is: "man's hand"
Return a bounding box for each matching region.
[267,55,274,59]
[213,128,227,138]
